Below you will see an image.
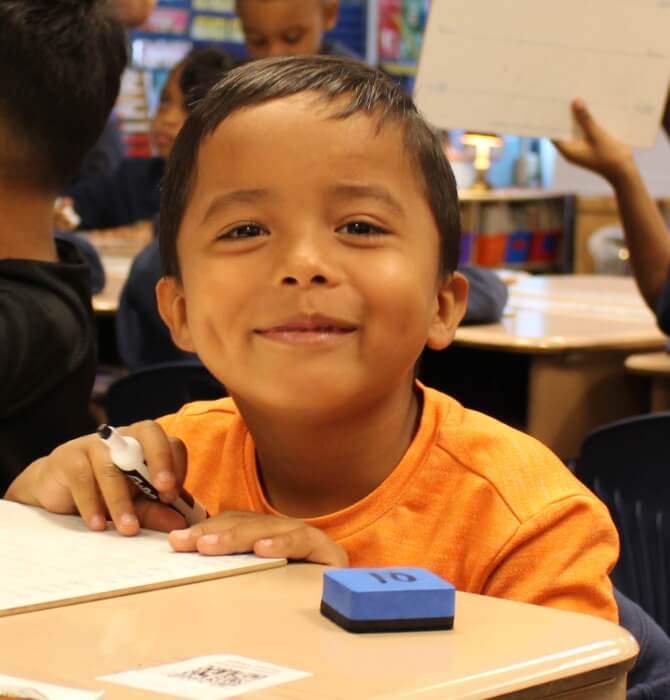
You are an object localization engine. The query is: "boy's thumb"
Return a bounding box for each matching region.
[572,99,598,140]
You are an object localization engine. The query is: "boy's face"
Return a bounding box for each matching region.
[158,95,467,418]
[113,0,157,27]
[237,0,338,59]
[151,68,188,159]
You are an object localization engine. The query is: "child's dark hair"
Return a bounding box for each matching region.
[160,55,461,279]
[0,0,127,191]
[179,47,239,109]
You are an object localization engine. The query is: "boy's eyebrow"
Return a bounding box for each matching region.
[199,188,271,225]
[330,184,405,216]
[246,24,306,35]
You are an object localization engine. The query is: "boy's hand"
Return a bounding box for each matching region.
[4,421,187,536]
[53,197,80,231]
[661,89,670,139]
[553,99,636,185]
[168,511,349,567]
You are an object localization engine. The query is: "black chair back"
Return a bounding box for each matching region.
[575,412,670,635]
[105,361,226,426]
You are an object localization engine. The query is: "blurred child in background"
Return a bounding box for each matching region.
[0,0,127,495]
[55,47,236,239]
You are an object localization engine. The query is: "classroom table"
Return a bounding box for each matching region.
[448,275,667,458]
[0,564,637,699]
[87,232,148,315]
[625,350,670,411]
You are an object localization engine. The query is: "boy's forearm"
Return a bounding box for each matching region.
[608,163,670,309]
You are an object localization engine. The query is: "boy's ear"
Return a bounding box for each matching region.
[156,276,197,353]
[426,271,469,351]
[322,0,339,32]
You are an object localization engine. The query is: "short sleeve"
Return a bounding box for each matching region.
[482,495,619,622]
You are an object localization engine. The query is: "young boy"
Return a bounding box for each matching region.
[235,0,359,59]
[5,56,619,623]
[0,0,127,495]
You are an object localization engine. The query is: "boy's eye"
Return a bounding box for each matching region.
[283,31,305,44]
[219,223,267,240]
[338,221,388,236]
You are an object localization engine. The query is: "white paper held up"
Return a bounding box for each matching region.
[414,0,670,147]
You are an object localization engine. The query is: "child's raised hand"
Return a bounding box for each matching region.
[553,99,635,185]
[168,511,349,567]
[52,197,81,231]
[4,421,188,535]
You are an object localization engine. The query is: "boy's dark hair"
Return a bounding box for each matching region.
[160,55,461,279]
[0,0,127,191]
[179,47,239,109]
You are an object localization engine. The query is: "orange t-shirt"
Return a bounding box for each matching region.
[157,385,619,622]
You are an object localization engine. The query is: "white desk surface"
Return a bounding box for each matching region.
[87,233,148,315]
[456,275,667,354]
[625,350,670,377]
[0,564,637,700]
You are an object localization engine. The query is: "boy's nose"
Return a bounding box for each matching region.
[276,237,338,288]
[281,273,329,286]
[267,41,294,58]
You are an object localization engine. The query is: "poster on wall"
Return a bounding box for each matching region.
[192,0,236,11]
[378,0,429,64]
[190,14,243,42]
[142,8,190,34]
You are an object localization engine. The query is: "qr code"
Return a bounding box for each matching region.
[169,664,269,688]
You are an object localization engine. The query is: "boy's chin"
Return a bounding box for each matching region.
[232,370,417,425]
[235,379,372,422]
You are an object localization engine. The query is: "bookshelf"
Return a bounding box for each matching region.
[459,189,574,272]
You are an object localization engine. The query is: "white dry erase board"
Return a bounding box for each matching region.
[0,501,285,617]
[414,0,670,147]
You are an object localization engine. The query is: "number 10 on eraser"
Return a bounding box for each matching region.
[320,567,455,633]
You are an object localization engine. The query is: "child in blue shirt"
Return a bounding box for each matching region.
[56,47,236,237]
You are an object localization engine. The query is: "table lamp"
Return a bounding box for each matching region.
[461,132,502,190]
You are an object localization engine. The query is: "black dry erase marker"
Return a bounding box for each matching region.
[97,424,207,525]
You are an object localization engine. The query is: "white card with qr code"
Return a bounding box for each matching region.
[98,653,311,699]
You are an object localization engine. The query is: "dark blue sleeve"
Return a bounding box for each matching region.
[64,116,124,199]
[615,590,670,699]
[653,275,670,336]
[66,167,127,231]
[116,236,196,370]
[458,265,508,324]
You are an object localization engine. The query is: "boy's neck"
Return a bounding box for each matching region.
[236,377,422,518]
[0,184,58,262]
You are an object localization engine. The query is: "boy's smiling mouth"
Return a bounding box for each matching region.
[254,313,357,345]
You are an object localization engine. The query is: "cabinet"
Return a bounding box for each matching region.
[459,189,574,272]
[573,195,670,273]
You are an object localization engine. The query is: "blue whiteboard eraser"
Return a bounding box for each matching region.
[321,567,455,633]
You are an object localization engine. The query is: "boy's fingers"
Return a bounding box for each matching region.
[571,98,604,145]
[44,438,105,529]
[65,455,107,531]
[135,499,186,532]
[166,436,188,496]
[168,516,348,567]
[89,440,140,536]
[167,512,260,552]
[123,421,184,502]
[254,528,349,567]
